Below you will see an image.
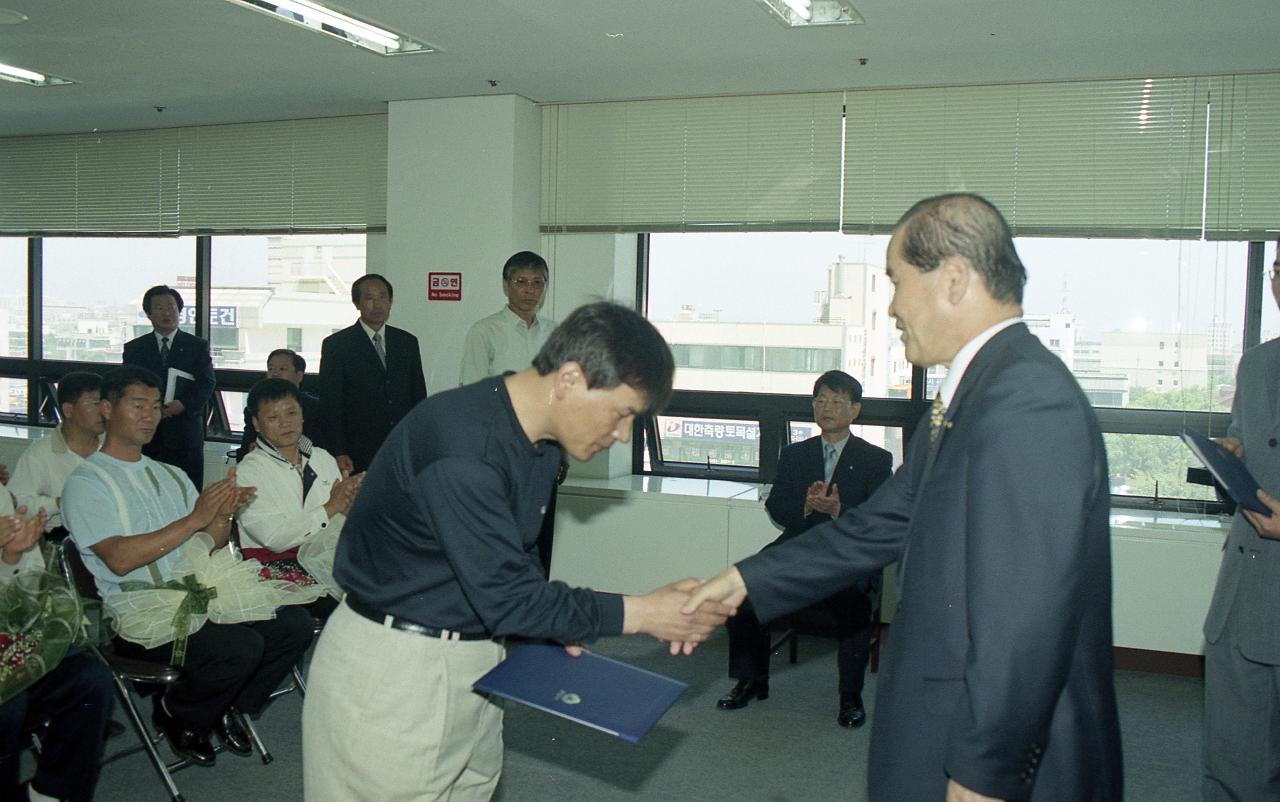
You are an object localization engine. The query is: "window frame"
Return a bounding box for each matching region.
[636,233,1261,514]
[0,234,326,443]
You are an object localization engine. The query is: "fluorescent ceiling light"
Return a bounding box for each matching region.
[757,0,865,27]
[781,0,812,20]
[222,0,435,56]
[0,60,75,86]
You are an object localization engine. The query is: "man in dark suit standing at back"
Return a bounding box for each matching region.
[716,369,891,729]
[320,274,427,474]
[122,285,215,488]
[686,194,1121,801]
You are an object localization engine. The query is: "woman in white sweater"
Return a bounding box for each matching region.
[235,378,363,619]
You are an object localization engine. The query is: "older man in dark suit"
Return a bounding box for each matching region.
[686,194,1122,801]
[121,285,215,488]
[716,369,891,728]
[320,274,427,474]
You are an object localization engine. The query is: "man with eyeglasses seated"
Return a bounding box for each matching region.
[235,377,363,621]
[715,370,891,729]
[460,250,562,575]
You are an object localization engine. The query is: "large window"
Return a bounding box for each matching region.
[41,237,196,362]
[644,232,1255,507]
[0,233,368,441]
[0,239,27,358]
[209,234,366,369]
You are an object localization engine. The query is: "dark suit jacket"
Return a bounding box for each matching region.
[319,322,427,473]
[122,329,215,478]
[766,434,891,595]
[739,324,1122,801]
[235,390,323,462]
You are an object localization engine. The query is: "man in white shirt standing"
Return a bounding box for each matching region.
[460,251,562,575]
[8,372,105,541]
[459,251,556,385]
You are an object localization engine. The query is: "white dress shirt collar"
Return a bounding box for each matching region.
[358,319,384,340]
[936,317,1022,408]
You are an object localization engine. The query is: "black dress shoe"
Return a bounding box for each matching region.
[152,703,216,766]
[716,678,769,710]
[216,710,254,756]
[837,694,866,729]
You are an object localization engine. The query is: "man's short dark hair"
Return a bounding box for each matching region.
[532,302,674,413]
[142,285,184,314]
[351,274,393,306]
[57,371,103,408]
[813,370,862,403]
[101,366,162,406]
[246,378,301,420]
[895,193,1026,304]
[502,251,549,282]
[268,348,306,373]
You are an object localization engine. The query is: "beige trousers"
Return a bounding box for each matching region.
[303,601,505,802]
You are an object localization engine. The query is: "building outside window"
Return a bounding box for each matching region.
[209,234,366,370]
[40,237,196,362]
[645,232,1249,504]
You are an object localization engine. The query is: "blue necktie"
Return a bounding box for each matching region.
[824,442,839,482]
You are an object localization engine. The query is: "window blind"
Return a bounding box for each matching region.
[0,114,386,235]
[1205,72,1280,240]
[179,115,387,233]
[0,129,180,234]
[842,77,1211,239]
[541,92,844,232]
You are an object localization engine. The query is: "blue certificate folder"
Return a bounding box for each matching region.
[1180,428,1268,514]
[472,644,688,744]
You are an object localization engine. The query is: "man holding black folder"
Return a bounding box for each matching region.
[1203,243,1280,801]
[302,303,737,802]
[122,285,215,488]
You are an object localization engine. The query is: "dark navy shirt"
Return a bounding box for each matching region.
[334,376,625,641]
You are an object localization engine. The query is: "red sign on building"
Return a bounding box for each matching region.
[427,272,462,301]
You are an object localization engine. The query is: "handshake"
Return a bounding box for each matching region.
[620,568,749,656]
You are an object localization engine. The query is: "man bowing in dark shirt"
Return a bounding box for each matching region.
[303,302,737,802]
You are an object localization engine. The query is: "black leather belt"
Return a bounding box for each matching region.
[344,595,491,641]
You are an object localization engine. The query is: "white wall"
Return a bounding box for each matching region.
[384,94,542,394]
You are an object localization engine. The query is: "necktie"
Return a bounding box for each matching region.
[160,336,170,365]
[373,331,386,367]
[929,394,946,443]
[824,442,839,482]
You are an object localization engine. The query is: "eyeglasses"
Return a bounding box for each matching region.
[508,277,547,289]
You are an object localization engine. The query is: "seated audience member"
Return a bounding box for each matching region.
[235,378,363,620]
[8,372,105,542]
[62,366,314,767]
[1,492,114,802]
[236,349,323,462]
[716,371,891,728]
